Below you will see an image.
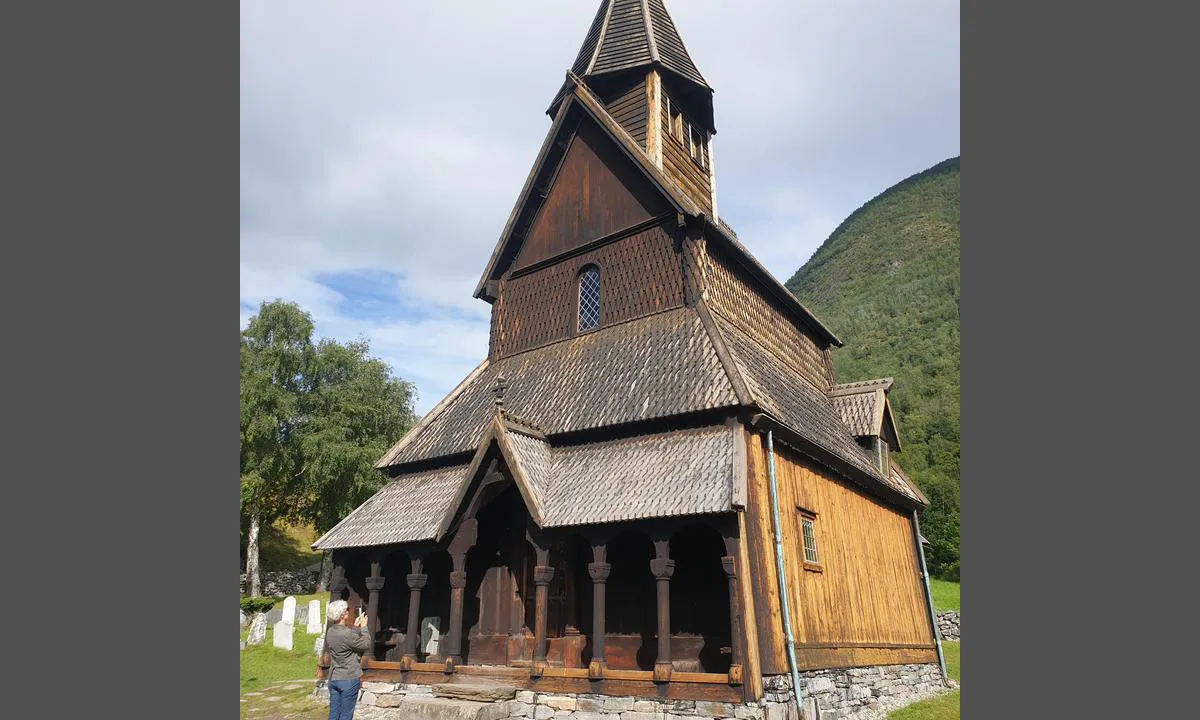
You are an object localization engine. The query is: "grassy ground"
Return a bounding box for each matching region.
[888,641,960,719]
[930,578,959,612]
[240,623,327,719]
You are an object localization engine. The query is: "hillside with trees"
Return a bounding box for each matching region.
[786,157,960,579]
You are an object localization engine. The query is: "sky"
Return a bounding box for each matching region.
[240,0,960,415]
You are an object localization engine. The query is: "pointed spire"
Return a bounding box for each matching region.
[566,0,708,91]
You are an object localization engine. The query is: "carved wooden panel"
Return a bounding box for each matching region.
[491,223,684,359]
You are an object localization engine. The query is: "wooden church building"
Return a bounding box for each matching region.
[314,0,944,710]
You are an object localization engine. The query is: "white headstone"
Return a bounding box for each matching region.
[273,619,294,651]
[281,596,297,625]
[246,613,267,645]
[420,617,441,655]
[313,636,325,657]
[240,609,246,627]
[306,600,323,634]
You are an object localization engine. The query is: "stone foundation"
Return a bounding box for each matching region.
[762,664,949,720]
[314,663,949,720]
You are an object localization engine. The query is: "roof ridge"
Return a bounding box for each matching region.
[829,377,895,397]
[695,299,755,407]
[641,0,660,62]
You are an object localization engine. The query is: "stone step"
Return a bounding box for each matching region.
[358,696,509,720]
[431,683,518,702]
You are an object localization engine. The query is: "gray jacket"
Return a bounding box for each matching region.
[325,624,372,681]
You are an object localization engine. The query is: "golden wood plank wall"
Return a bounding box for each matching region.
[742,428,937,673]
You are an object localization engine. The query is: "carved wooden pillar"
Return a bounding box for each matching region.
[650,539,675,682]
[587,543,610,679]
[444,557,467,666]
[721,555,745,685]
[401,557,426,666]
[533,565,555,663]
[328,561,347,608]
[443,519,478,670]
[365,553,386,639]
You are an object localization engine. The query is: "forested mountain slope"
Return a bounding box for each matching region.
[786,157,960,578]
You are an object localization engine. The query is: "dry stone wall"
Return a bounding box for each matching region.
[935,611,960,641]
[239,570,318,597]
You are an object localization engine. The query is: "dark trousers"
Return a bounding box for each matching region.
[327,678,361,720]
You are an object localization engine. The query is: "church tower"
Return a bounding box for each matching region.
[547,0,719,219]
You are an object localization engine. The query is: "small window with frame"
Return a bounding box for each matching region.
[797,508,821,571]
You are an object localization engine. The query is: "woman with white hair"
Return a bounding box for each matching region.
[322,599,371,720]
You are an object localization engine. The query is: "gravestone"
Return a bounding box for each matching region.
[306,600,323,634]
[272,595,297,651]
[240,609,246,627]
[281,596,297,624]
[313,636,324,657]
[246,613,267,645]
[420,617,441,655]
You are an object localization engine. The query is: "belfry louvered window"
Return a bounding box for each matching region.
[577,266,601,332]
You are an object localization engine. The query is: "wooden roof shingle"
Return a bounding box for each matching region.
[375,307,739,470]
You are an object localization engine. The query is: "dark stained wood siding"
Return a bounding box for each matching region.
[742,428,938,673]
[603,76,649,146]
[513,120,667,272]
[660,94,712,214]
[491,223,684,359]
[701,240,834,390]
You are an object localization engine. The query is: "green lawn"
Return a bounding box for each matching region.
[930,578,959,612]
[241,623,327,719]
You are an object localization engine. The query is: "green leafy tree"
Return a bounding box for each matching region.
[240,301,315,597]
[298,338,416,589]
[240,300,416,596]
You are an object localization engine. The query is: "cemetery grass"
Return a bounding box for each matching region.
[241,624,326,719]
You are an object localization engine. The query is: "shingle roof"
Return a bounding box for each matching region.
[322,423,737,549]
[567,0,708,89]
[830,391,879,437]
[376,307,739,469]
[312,464,470,550]
[539,424,734,527]
[711,314,888,484]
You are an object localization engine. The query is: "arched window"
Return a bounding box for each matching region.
[577,266,601,332]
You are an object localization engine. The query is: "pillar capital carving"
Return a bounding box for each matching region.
[720,555,737,578]
[587,562,611,582]
[533,565,555,585]
[364,577,386,592]
[406,573,428,590]
[650,558,676,579]
[449,570,468,589]
[329,577,348,593]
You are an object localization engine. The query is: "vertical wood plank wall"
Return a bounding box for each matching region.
[659,93,713,215]
[602,77,649,146]
[742,428,937,672]
[512,120,668,272]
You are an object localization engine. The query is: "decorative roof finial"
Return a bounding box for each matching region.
[492,375,508,409]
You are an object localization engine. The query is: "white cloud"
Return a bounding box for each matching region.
[241,0,959,416]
